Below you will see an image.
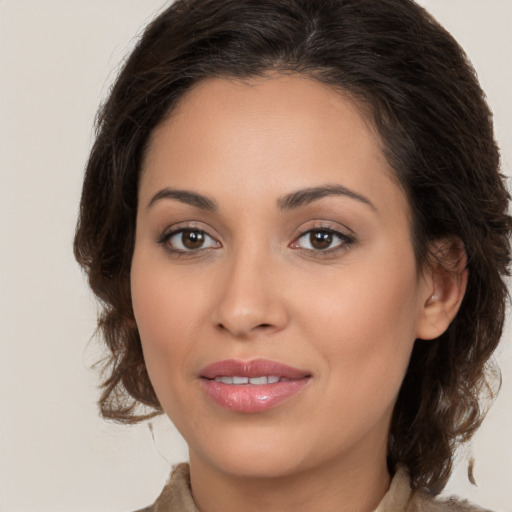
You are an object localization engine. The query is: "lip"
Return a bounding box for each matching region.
[199,359,312,413]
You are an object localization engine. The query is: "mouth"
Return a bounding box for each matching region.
[199,359,312,413]
[212,375,291,385]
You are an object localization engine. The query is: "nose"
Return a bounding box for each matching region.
[212,247,289,339]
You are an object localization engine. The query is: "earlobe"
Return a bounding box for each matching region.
[416,238,468,341]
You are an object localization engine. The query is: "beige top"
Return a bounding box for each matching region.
[138,463,491,512]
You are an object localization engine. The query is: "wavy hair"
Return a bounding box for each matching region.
[74,0,511,493]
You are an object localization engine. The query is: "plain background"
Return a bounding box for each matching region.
[0,1,511,511]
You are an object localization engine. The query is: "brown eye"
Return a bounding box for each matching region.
[309,230,333,250]
[165,228,219,252]
[181,229,206,249]
[294,228,353,252]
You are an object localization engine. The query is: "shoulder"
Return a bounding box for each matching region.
[132,463,197,512]
[136,463,492,512]
[378,467,493,512]
[409,491,493,512]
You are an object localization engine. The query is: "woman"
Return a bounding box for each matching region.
[74,0,511,510]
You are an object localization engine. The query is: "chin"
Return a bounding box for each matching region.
[209,452,309,480]
[189,426,314,479]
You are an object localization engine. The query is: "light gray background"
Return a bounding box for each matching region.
[0,1,511,511]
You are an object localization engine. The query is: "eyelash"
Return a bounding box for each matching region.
[157,227,220,256]
[157,225,356,257]
[292,226,356,256]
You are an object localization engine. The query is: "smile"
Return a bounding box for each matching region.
[200,359,311,413]
[213,376,287,385]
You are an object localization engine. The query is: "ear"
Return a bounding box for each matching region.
[416,238,468,341]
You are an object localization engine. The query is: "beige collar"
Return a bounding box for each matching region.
[146,463,486,512]
[373,466,413,512]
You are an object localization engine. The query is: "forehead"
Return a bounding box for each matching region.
[140,74,406,219]
[149,74,381,158]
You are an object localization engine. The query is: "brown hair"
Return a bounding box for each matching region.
[74,0,511,494]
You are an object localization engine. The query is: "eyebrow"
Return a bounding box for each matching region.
[277,184,376,212]
[147,183,376,212]
[147,188,218,211]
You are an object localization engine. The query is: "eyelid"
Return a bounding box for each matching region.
[155,221,355,257]
[289,223,356,254]
[157,223,222,255]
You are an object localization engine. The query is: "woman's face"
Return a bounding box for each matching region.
[131,75,433,479]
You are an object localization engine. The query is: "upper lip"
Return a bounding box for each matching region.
[199,359,311,379]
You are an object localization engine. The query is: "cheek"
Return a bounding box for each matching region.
[130,251,206,400]
[131,235,213,339]
[295,247,420,392]
[132,271,185,350]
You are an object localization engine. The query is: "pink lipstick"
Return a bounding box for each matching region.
[199,359,311,413]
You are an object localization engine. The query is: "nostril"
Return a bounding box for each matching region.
[215,322,274,335]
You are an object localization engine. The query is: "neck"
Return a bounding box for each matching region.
[189,448,391,512]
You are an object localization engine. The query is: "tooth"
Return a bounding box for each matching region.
[249,376,268,385]
[215,376,233,384]
[213,376,283,385]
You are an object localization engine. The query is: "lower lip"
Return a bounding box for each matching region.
[201,379,310,413]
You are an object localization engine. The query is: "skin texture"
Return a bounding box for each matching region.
[131,75,467,512]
